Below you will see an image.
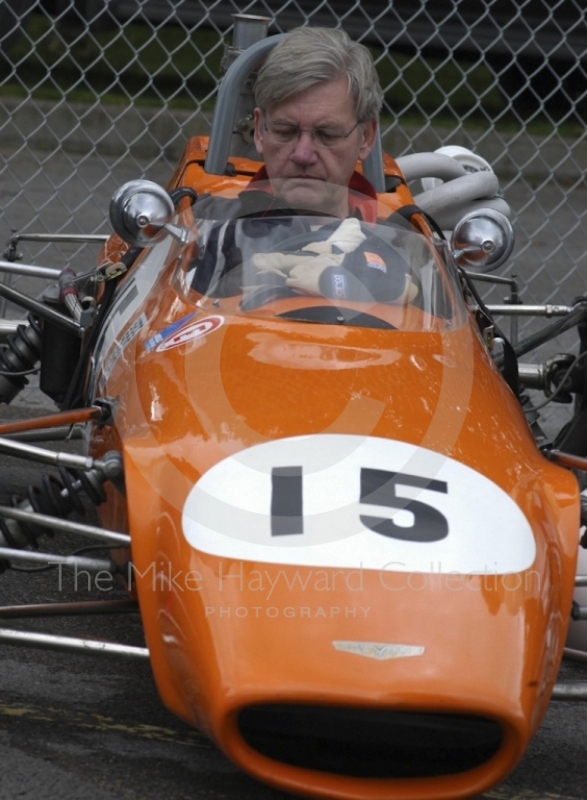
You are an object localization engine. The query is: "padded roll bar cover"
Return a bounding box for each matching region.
[395,152,468,183]
[413,172,500,219]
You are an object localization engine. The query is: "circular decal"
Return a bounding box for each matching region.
[156,315,224,352]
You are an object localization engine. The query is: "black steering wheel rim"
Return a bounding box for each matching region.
[240,285,300,311]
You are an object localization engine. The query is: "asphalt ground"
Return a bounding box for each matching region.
[0,148,586,798]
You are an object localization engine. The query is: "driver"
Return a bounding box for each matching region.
[191,27,418,305]
[251,25,380,221]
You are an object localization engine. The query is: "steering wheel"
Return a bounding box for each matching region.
[240,227,341,311]
[242,220,372,310]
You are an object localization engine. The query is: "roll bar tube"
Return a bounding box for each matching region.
[204,34,386,192]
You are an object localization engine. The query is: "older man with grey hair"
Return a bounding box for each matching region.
[251,26,383,220]
[190,27,417,304]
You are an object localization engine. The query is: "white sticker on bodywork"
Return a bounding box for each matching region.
[91,238,173,392]
[156,314,223,352]
[98,312,147,392]
[182,435,536,573]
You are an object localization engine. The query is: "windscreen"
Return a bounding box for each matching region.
[172,197,466,332]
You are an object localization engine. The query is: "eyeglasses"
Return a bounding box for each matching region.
[263,119,362,149]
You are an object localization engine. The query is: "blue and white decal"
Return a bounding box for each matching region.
[144,312,197,352]
[182,435,536,573]
[155,314,224,352]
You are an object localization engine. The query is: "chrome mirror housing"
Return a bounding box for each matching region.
[109,180,176,247]
[451,208,514,272]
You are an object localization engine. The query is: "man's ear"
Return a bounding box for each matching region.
[253,108,264,156]
[358,120,378,160]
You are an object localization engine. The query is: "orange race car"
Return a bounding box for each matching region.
[0,26,586,800]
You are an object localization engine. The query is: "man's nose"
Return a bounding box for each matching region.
[290,131,318,163]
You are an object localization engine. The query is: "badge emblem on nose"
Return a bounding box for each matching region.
[332,641,425,660]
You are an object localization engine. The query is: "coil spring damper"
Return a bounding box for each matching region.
[0,460,112,572]
[0,315,42,404]
[29,466,106,519]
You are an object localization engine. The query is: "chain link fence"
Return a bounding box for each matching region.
[0,0,586,418]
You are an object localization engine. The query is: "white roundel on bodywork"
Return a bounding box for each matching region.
[182,435,536,573]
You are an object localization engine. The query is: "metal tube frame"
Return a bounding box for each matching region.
[6,233,109,245]
[484,304,573,317]
[0,436,113,472]
[0,599,138,618]
[0,626,149,660]
[0,547,117,571]
[551,682,587,701]
[0,259,62,280]
[0,505,130,546]
[0,406,103,436]
[0,281,81,335]
[564,647,587,663]
[462,270,518,287]
[0,426,84,442]
[548,450,587,472]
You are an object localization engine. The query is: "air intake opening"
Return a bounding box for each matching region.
[238,704,503,778]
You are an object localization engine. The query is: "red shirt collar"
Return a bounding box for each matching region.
[246,166,378,223]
